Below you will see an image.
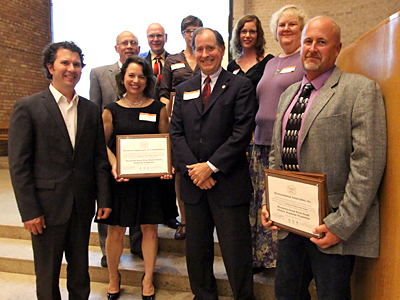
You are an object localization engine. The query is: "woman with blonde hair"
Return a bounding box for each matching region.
[250,5,306,273]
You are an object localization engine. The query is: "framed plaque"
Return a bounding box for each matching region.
[264,169,328,238]
[116,133,172,178]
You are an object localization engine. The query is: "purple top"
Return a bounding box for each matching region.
[254,51,303,145]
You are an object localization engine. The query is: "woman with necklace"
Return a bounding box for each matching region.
[100,55,171,300]
[228,14,274,101]
[250,5,306,273]
[158,15,203,240]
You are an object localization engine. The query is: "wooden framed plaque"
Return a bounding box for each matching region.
[264,169,329,238]
[116,133,172,178]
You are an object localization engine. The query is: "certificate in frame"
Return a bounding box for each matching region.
[116,133,172,178]
[264,169,328,238]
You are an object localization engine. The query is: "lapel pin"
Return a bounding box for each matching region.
[222,85,226,89]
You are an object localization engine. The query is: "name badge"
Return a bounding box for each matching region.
[139,112,156,122]
[233,69,240,75]
[280,66,296,74]
[183,90,200,100]
[171,62,185,71]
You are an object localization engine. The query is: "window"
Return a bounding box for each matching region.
[52,0,229,98]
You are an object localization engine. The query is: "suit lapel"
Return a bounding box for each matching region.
[203,70,230,115]
[275,82,301,165]
[41,89,73,151]
[300,68,342,146]
[108,62,120,99]
[185,74,203,115]
[74,97,87,154]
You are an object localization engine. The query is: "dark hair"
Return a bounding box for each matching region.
[181,15,203,33]
[230,15,265,60]
[191,27,225,51]
[116,55,156,98]
[42,41,85,80]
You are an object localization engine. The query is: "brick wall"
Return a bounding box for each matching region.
[233,0,400,56]
[0,0,51,155]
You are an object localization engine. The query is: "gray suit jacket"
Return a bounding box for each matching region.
[269,67,387,258]
[89,62,120,110]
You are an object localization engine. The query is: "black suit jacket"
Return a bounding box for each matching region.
[8,88,111,226]
[169,69,255,206]
[139,51,169,101]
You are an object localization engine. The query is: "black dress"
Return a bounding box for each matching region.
[102,100,168,227]
[227,54,274,98]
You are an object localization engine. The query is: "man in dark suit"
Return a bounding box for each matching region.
[139,23,180,230]
[139,23,170,101]
[262,17,387,299]
[8,41,112,300]
[90,31,143,265]
[170,28,256,300]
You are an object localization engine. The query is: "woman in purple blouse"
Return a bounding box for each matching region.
[250,5,306,272]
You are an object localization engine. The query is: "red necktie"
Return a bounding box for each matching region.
[154,56,162,85]
[202,76,211,109]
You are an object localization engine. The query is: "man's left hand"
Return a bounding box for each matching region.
[97,208,112,220]
[310,224,341,249]
[187,162,213,186]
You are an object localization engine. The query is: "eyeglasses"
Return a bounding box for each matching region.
[118,40,138,47]
[148,34,164,39]
[182,29,195,35]
[240,29,257,36]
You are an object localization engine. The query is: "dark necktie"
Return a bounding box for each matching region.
[282,83,314,171]
[154,56,162,85]
[202,76,211,110]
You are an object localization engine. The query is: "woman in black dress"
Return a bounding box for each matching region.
[103,56,171,300]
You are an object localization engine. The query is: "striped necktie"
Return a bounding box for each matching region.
[282,83,314,171]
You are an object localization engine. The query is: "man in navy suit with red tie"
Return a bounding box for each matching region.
[170,28,256,300]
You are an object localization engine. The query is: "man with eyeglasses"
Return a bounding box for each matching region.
[139,23,170,95]
[90,31,140,109]
[89,30,142,268]
[139,23,181,232]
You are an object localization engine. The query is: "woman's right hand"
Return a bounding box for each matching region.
[111,162,130,182]
[261,205,280,230]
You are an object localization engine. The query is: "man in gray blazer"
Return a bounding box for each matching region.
[8,41,111,300]
[262,17,387,299]
[90,31,140,110]
[89,31,142,266]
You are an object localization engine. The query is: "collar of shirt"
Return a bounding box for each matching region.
[118,60,123,69]
[49,84,79,148]
[151,50,166,62]
[49,84,79,106]
[201,67,222,93]
[303,65,336,92]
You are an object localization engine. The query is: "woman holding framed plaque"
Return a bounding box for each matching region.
[250,5,306,272]
[100,55,171,300]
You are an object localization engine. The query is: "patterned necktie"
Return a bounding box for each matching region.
[282,83,314,171]
[202,76,211,109]
[154,56,162,85]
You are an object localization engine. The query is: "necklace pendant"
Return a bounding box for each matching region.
[274,69,280,76]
